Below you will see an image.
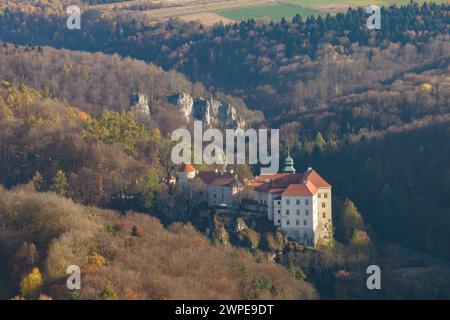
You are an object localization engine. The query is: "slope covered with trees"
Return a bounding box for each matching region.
[0,81,165,207]
[0,2,447,118]
[0,1,449,299]
[0,186,317,299]
[0,44,262,134]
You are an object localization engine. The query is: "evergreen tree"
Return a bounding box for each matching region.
[315,132,326,151]
[140,168,160,209]
[50,170,69,197]
[31,171,45,192]
[341,199,366,242]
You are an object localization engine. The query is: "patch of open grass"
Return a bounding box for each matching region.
[217,3,324,21]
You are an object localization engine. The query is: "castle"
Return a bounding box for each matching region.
[176,155,333,247]
[249,155,333,247]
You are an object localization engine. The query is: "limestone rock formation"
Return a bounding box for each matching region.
[130,91,150,123]
[167,92,246,129]
[167,92,193,121]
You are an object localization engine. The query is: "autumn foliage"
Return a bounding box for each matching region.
[0,187,317,300]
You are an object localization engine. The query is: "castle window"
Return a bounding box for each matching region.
[324,193,328,199]
[305,199,310,205]
[296,199,300,205]
[322,203,326,208]
[303,220,307,226]
[286,210,290,215]
[305,210,309,215]
[322,212,326,218]
[286,220,290,226]
[296,210,300,215]
[296,220,300,226]
[277,210,281,214]
[286,199,290,205]
[277,220,281,224]
[318,193,321,198]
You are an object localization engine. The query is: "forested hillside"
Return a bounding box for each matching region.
[0,1,449,300]
[0,45,261,134]
[0,2,447,118]
[0,81,159,205]
[0,186,317,299]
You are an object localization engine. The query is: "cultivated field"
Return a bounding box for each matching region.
[217,2,323,21]
[91,0,449,24]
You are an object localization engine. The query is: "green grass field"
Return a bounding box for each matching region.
[217,3,323,21]
[288,0,448,7]
[216,0,448,21]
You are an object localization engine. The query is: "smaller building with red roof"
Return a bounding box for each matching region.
[177,164,239,207]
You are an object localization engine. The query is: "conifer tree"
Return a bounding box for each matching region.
[50,170,69,197]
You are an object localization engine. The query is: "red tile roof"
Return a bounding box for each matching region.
[282,180,318,197]
[253,168,331,197]
[253,173,305,192]
[305,169,332,188]
[197,171,235,186]
[179,164,196,173]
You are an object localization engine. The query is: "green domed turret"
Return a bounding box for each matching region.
[282,149,296,173]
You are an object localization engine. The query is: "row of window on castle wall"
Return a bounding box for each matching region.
[278,219,309,226]
[277,208,326,216]
[264,194,329,206]
[284,196,327,206]
[285,199,311,206]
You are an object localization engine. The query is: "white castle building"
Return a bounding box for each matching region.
[250,155,333,246]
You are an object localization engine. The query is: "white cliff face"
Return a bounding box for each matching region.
[130,92,150,123]
[219,103,246,129]
[168,92,246,129]
[193,97,222,126]
[167,92,193,121]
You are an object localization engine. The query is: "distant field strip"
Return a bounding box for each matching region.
[92,0,280,19]
[91,0,450,23]
[287,0,449,8]
[216,0,449,21]
[217,2,324,21]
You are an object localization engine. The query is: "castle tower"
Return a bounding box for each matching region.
[281,149,296,173]
[177,164,197,183]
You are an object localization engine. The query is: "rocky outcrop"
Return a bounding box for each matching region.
[167,92,193,121]
[130,92,150,123]
[167,92,246,129]
[212,214,230,245]
[234,228,261,249]
[260,232,288,252]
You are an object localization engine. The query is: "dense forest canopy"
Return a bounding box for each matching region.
[0,2,447,116]
[0,1,449,300]
[0,44,262,131]
[0,186,317,299]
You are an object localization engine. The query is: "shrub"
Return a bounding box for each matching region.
[100,287,119,300]
[20,268,43,299]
